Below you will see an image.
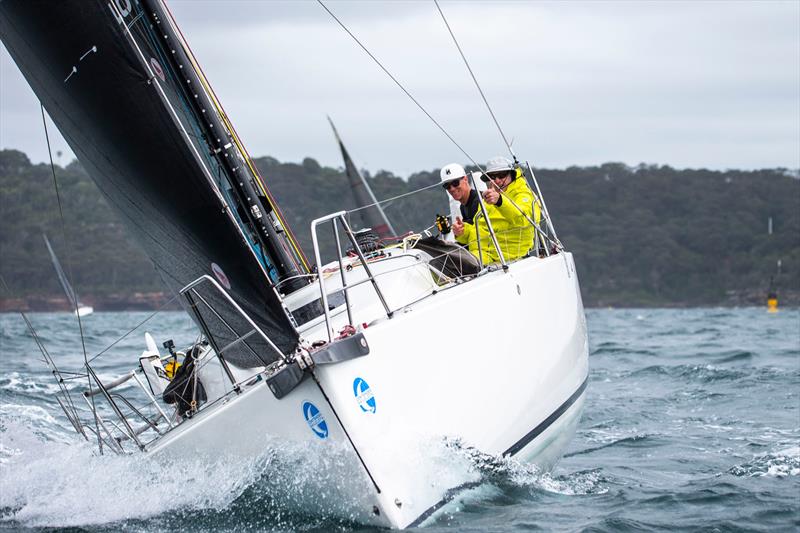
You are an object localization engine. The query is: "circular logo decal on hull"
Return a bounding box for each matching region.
[302,401,328,439]
[353,377,376,414]
[211,262,231,290]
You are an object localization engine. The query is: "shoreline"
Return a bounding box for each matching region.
[0,293,181,313]
[1,294,796,313]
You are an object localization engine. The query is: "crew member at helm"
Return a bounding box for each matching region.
[455,156,540,264]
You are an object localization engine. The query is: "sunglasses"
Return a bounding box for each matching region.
[442,179,462,190]
[480,172,510,182]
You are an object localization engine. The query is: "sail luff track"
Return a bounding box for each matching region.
[157,0,311,275]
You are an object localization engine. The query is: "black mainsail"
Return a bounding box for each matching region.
[1,0,305,366]
[327,117,396,240]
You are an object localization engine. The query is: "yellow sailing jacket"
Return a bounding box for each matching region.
[456,177,541,264]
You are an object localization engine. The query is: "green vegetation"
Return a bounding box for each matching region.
[1,149,797,308]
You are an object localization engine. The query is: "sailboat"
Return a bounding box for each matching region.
[43,234,93,317]
[328,117,396,241]
[1,1,588,528]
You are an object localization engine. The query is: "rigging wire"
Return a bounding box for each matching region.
[0,275,88,437]
[316,0,508,262]
[316,0,485,174]
[346,180,442,215]
[87,293,179,363]
[433,0,516,163]
[41,106,87,352]
[40,104,103,452]
[433,1,560,247]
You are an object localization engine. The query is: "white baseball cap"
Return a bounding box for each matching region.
[440,163,467,184]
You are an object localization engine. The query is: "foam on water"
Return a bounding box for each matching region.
[0,418,373,530]
[729,446,800,478]
[444,438,608,496]
[0,372,64,396]
[0,415,608,530]
[1,417,237,525]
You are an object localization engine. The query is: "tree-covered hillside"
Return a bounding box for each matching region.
[1,149,797,309]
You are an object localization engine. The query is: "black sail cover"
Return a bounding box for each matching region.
[0,0,300,366]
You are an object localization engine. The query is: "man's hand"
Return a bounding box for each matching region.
[483,187,500,205]
[452,216,464,237]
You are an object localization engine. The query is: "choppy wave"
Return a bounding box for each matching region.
[0,372,66,396]
[1,308,798,532]
[564,433,655,457]
[444,438,608,496]
[712,350,755,363]
[624,363,755,382]
[729,446,800,478]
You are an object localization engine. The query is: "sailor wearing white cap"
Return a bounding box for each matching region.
[455,156,540,263]
[440,163,480,229]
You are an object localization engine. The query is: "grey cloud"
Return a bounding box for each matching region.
[1,0,798,173]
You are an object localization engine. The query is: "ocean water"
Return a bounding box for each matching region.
[0,308,797,532]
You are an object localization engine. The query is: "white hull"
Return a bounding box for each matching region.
[146,252,588,528]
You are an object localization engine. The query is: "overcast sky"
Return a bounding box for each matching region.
[1,0,798,176]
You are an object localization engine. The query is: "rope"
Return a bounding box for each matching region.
[434,0,516,162]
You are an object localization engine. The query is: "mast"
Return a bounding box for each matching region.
[0,0,301,366]
[327,117,396,239]
[142,0,309,293]
[42,234,79,309]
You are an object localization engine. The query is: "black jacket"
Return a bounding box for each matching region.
[460,189,480,224]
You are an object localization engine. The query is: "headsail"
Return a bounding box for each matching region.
[42,234,79,310]
[327,117,396,240]
[0,0,302,366]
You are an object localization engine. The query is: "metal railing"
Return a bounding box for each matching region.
[180,275,288,387]
[80,365,171,453]
[307,183,562,341]
[311,211,393,342]
[72,274,291,453]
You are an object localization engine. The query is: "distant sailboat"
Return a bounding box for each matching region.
[43,234,93,317]
[327,116,396,240]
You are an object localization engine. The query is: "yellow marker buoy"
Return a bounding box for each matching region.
[767,294,778,313]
